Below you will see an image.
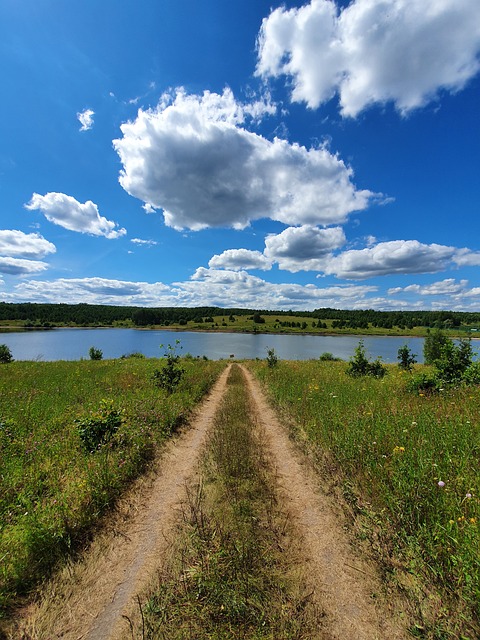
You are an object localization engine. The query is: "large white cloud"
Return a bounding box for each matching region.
[323,240,478,279]
[25,192,126,239]
[256,0,480,117]
[264,225,345,271]
[113,88,374,230]
[0,230,56,259]
[0,257,49,276]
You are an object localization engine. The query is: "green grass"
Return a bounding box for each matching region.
[0,357,225,614]
[249,359,480,638]
[141,364,321,639]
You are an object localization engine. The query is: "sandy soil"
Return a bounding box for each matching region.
[6,363,412,639]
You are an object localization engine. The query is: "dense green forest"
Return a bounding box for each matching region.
[0,301,479,332]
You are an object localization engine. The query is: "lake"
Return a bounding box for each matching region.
[0,328,430,363]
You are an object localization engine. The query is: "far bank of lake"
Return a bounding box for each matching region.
[0,328,437,363]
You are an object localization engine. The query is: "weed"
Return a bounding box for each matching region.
[89,346,103,360]
[152,342,185,394]
[75,399,123,453]
[265,347,278,368]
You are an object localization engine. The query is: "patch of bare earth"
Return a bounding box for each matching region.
[241,365,411,640]
[6,365,231,640]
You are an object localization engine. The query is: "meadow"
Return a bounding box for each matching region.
[0,356,225,614]
[250,359,480,638]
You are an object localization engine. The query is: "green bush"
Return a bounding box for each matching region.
[89,346,103,360]
[462,361,480,385]
[319,352,341,361]
[397,344,417,371]
[75,400,123,453]
[265,347,278,368]
[406,372,441,395]
[346,341,387,378]
[0,344,13,364]
[153,342,185,394]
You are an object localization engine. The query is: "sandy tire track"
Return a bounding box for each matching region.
[9,365,231,640]
[241,365,411,640]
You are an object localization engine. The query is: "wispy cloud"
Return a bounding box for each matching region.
[77,108,95,131]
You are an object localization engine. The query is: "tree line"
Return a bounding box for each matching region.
[0,302,479,330]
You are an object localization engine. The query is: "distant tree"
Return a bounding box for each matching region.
[252,313,265,324]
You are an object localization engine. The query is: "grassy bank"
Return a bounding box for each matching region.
[140,364,320,639]
[0,357,225,615]
[250,359,480,638]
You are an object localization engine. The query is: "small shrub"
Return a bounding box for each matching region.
[76,400,123,453]
[153,341,185,394]
[346,341,387,378]
[89,346,103,360]
[435,338,473,385]
[397,345,417,371]
[463,361,480,385]
[266,347,278,368]
[120,352,145,359]
[0,344,13,363]
[319,352,341,361]
[406,372,441,395]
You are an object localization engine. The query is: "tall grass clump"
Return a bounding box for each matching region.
[0,357,225,615]
[141,364,320,639]
[250,359,480,638]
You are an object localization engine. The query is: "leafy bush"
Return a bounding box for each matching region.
[0,344,13,364]
[423,329,449,365]
[75,399,123,453]
[346,341,387,378]
[89,346,103,360]
[397,344,416,371]
[406,372,441,395]
[434,338,473,384]
[120,351,145,359]
[319,352,341,361]
[463,361,480,385]
[153,341,185,394]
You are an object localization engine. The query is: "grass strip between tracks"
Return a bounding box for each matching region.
[139,363,321,639]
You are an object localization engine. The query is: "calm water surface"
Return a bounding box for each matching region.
[0,328,430,363]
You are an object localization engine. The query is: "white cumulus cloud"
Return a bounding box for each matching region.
[323,240,460,279]
[264,225,345,272]
[77,108,95,131]
[0,230,56,259]
[25,192,126,239]
[209,249,272,271]
[0,256,49,276]
[113,87,374,231]
[256,0,480,117]
[388,278,468,296]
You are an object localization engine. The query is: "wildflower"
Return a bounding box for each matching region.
[465,493,472,499]
[458,516,465,522]
[393,446,405,454]
[449,519,455,525]
[419,393,425,397]
[411,421,417,426]
[470,518,476,524]
[437,480,445,488]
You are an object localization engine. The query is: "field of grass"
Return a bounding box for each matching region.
[0,356,225,614]
[250,359,480,638]
[141,364,320,639]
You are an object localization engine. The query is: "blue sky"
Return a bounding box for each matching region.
[1,0,479,311]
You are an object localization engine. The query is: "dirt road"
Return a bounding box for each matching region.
[9,363,410,639]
